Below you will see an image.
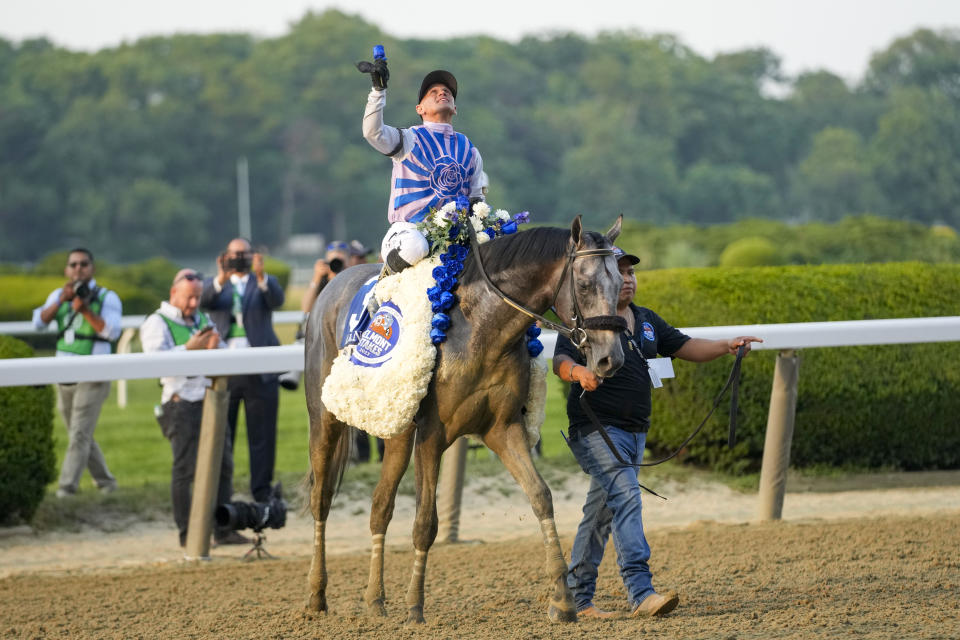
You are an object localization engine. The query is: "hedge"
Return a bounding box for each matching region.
[0,336,56,524]
[640,262,960,472]
[0,275,159,322]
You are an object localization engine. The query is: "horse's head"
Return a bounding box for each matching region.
[553,215,626,379]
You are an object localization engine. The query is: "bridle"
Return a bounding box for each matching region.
[466,224,626,347]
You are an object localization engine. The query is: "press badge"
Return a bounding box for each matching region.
[647,358,675,389]
[64,328,75,345]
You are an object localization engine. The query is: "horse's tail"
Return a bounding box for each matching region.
[300,421,355,513]
[328,423,354,497]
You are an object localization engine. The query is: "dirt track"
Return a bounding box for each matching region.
[2,510,959,639]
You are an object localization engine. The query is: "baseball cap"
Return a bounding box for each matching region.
[418,70,458,103]
[349,240,373,257]
[613,247,640,265]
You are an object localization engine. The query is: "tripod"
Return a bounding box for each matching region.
[242,530,275,561]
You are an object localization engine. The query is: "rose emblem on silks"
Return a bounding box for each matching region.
[429,156,467,199]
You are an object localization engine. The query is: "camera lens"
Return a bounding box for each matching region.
[329,258,344,273]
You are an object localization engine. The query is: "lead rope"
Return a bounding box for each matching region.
[577,344,747,499]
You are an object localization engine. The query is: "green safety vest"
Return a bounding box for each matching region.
[55,287,110,355]
[159,310,211,347]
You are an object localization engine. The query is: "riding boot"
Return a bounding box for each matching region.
[385,248,412,275]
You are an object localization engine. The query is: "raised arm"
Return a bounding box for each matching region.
[362,88,411,158]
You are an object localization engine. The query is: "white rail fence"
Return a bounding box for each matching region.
[1,316,959,526]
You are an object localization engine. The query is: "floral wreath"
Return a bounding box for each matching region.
[416,195,542,357]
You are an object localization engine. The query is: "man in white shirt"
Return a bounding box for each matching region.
[140,269,247,547]
[32,248,121,498]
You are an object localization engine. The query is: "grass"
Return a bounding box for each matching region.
[33,367,748,532]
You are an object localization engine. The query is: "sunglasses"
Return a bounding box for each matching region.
[68,261,90,268]
[173,272,203,284]
[326,241,349,251]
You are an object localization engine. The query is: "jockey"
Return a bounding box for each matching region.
[359,58,485,273]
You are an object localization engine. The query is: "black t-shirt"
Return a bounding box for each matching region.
[555,304,690,434]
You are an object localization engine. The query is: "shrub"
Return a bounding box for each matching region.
[641,262,960,473]
[0,336,56,524]
[262,256,291,291]
[718,236,782,267]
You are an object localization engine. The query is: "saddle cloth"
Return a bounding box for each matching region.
[322,259,439,438]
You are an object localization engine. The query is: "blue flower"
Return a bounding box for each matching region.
[430,328,447,344]
[438,275,457,291]
[446,259,464,275]
[484,228,496,239]
[431,312,451,331]
[513,211,530,224]
[526,324,541,338]
[439,291,455,310]
[455,195,470,211]
[527,339,544,357]
[501,220,518,235]
[448,224,461,240]
[432,265,448,280]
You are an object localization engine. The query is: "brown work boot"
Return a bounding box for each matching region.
[631,591,679,618]
[578,605,621,619]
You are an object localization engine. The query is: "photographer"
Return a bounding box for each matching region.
[299,240,351,314]
[140,269,248,548]
[200,238,284,504]
[32,248,121,498]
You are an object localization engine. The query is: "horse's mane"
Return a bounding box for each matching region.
[459,225,606,285]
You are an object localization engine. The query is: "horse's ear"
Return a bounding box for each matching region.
[605,215,623,244]
[570,215,583,245]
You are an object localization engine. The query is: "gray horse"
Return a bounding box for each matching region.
[304,216,625,624]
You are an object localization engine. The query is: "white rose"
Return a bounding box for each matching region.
[476,231,490,244]
[472,201,490,217]
[470,215,485,233]
[432,210,448,226]
[496,209,510,221]
[441,201,457,214]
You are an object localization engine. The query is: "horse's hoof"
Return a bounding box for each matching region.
[306,593,328,613]
[405,605,426,625]
[548,603,578,623]
[366,599,387,618]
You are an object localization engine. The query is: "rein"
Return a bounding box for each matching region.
[465,223,626,347]
[576,344,747,499]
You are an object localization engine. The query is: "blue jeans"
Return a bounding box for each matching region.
[566,427,654,610]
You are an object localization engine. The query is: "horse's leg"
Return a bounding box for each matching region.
[306,409,348,613]
[364,425,416,617]
[403,424,445,625]
[483,423,578,623]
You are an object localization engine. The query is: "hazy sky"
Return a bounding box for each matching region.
[4,1,960,80]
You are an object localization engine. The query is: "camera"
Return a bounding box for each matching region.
[214,482,286,533]
[328,257,345,274]
[224,253,251,273]
[72,281,96,304]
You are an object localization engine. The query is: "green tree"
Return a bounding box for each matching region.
[794,127,882,220]
[869,88,960,225]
